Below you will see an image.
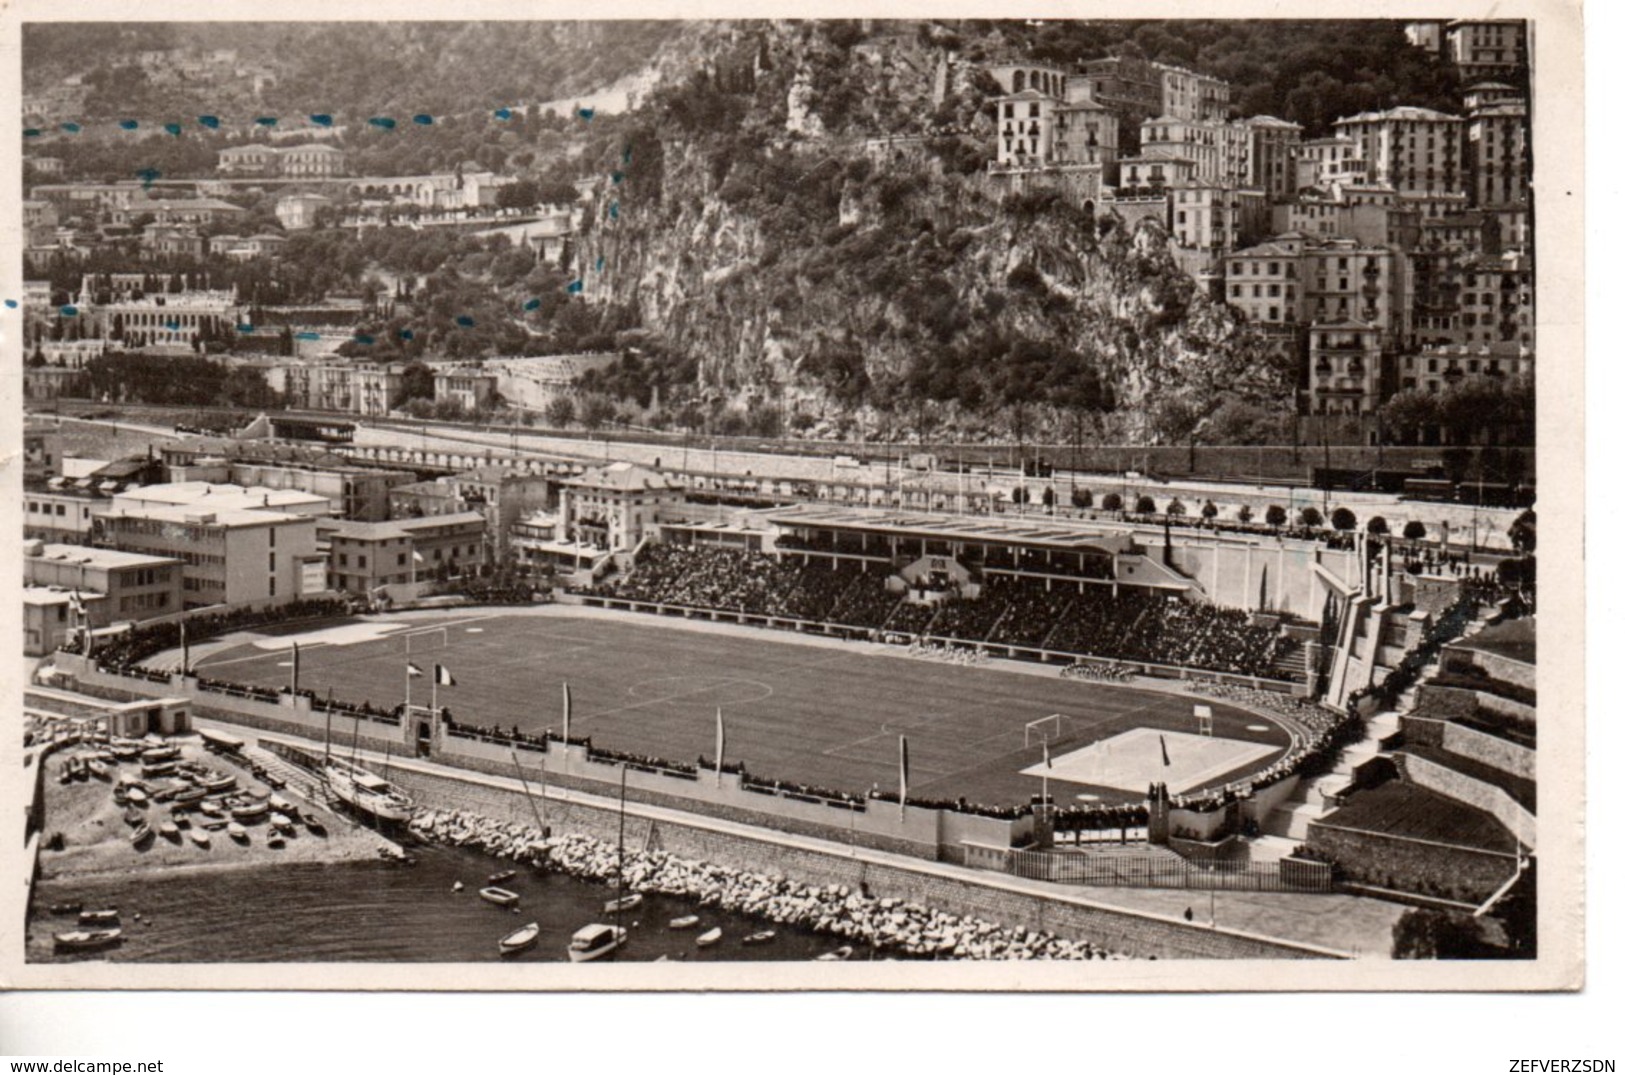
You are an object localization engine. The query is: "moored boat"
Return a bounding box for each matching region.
[54,928,123,952]
[189,829,211,848]
[602,893,643,915]
[270,813,293,831]
[695,927,722,948]
[78,908,119,926]
[267,831,286,849]
[227,822,249,843]
[815,946,854,962]
[742,930,777,946]
[668,915,700,930]
[142,745,181,763]
[323,757,414,825]
[269,794,297,818]
[48,901,83,917]
[480,887,520,908]
[488,869,518,885]
[201,773,237,793]
[125,786,148,806]
[304,816,328,837]
[130,823,153,847]
[122,807,144,827]
[158,820,180,841]
[566,923,626,963]
[173,786,207,805]
[87,760,110,781]
[498,922,541,956]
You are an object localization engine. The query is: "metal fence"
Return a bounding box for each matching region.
[1002,849,1333,893]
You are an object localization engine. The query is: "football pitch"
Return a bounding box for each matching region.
[197,611,1291,806]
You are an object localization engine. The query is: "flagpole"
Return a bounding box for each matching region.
[715,706,724,788]
[431,667,438,717]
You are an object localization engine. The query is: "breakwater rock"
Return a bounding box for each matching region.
[409,807,1127,961]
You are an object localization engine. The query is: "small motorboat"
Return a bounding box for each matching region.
[499,922,541,956]
[742,930,777,946]
[815,946,854,962]
[48,901,83,917]
[158,820,181,841]
[488,869,518,885]
[603,893,643,915]
[480,887,520,908]
[695,927,722,948]
[566,923,626,963]
[227,822,249,843]
[189,829,211,848]
[130,823,153,848]
[78,908,119,926]
[304,816,328,837]
[54,928,123,952]
[267,832,286,849]
[668,915,700,930]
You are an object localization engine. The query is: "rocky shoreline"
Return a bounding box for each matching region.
[409,807,1129,961]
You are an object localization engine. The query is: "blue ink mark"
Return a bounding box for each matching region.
[399,329,415,341]
[137,168,162,189]
[596,256,605,272]
[577,108,595,121]
[119,119,139,130]
[62,122,82,134]
[60,305,79,317]
[454,315,475,328]
[495,108,513,120]
[295,331,321,341]
[522,298,541,311]
[608,202,619,220]
[368,117,397,130]
[255,116,278,127]
[164,321,181,332]
[198,115,221,129]
[611,171,624,185]
[5,299,20,309]
[566,280,583,294]
[353,334,375,346]
[164,123,182,136]
[412,114,434,126]
[23,128,41,138]
[310,114,334,127]
[237,324,256,334]
[622,146,633,164]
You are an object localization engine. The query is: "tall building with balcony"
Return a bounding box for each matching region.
[1466,96,1529,210]
[1140,117,1221,182]
[1396,342,1533,396]
[1301,239,1412,350]
[1079,55,1163,153]
[1446,20,1529,82]
[1333,107,1465,198]
[1158,64,1230,123]
[993,89,1061,167]
[1307,321,1384,415]
[1239,116,1304,202]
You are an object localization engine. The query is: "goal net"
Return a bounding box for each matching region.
[1024,713,1068,748]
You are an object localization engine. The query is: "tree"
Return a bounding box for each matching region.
[1071,487,1093,510]
[1379,389,1440,445]
[1392,908,1493,959]
[1237,504,1253,524]
[1200,500,1218,522]
[1040,486,1055,509]
[545,395,576,428]
[1299,506,1324,528]
[395,362,435,407]
[1134,495,1157,515]
[1265,504,1287,528]
[579,394,616,431]
[1366,515,1389,536]
[1166,498,1186,516]
[496,179,540,212]
[1331,507,1358,531]
[1508,509,1536,554]
[1102,492,1123,512]
[1403,520,1428,541]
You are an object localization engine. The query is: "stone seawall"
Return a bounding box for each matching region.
[383,764,1342,960]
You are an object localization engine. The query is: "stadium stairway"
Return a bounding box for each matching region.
[1258,704,1404,847]
[1270,640,1308,684]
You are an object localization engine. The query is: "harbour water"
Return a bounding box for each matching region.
[27,840,867,964]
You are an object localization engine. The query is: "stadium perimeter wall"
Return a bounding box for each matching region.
[380,761,1339,960]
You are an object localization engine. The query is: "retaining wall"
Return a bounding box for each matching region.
[383,763,1339,960]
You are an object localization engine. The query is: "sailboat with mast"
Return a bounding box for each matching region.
[322,686,414,826]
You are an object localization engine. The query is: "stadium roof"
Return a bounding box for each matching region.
[764,505,1137,554]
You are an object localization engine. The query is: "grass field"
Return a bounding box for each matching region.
[197,611,1291,806]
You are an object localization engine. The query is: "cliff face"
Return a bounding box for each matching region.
[576,22,1294,439]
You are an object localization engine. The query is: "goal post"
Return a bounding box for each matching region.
[1193,704,1214,737]
[1024,713,1065,748]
